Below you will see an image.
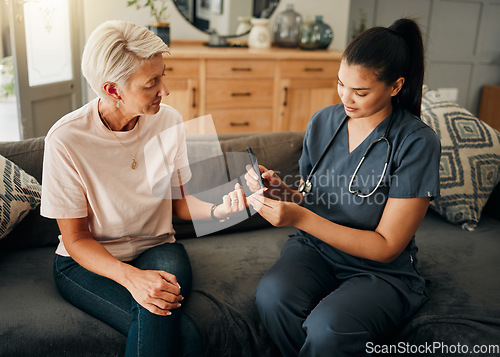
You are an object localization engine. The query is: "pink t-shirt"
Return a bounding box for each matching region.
[41,98,192,261]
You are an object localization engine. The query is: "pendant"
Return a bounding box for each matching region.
[131,159,138,170]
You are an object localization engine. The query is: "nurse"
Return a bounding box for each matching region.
[245,18,441,356]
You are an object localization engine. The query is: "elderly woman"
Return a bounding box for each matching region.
[40,20,246,357]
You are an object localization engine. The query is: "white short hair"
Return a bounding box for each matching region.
[81,20,170,101]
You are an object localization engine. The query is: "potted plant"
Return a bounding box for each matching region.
[0,56,15,100]
[127,0,170,45]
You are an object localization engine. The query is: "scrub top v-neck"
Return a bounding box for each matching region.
[297,103,441,295]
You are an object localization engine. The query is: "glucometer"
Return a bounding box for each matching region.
[247,147,265,189]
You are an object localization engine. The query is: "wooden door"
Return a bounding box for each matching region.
[163,78,199,121]
[278,78,340,132]
[9,0,83,138]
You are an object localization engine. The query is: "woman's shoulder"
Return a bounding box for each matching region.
[397,107,439,142]
[394,107,441,156]
[157,103,183,124]
[45,100,96,143]
[307,104,345,132]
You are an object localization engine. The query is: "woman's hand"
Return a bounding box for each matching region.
[123,266,183,316]
[247,193,304,227]
[245,165,287,200]
[212,183,253,220]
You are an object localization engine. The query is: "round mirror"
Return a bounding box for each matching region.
[173,0,280,40]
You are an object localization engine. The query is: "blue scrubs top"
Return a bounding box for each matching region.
[298,103,441,299]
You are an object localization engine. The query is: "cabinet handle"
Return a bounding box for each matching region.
[283,87,288,106]
[230,122,250,126]
[231,92,252,97]
[231,67,252,71]
[304,68,324,72]
[192,88,196,108]
[166,67,174,71]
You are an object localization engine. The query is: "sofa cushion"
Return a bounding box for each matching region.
[0,154,41,240]
[0,137,60,250]
[0,226,296,357]
[0,246,126,356]
[387,210,500,351]
[420,97,500,230]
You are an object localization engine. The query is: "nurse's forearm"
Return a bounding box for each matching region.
[294,209,398,263]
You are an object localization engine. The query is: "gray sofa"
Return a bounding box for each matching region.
[1,131,499,357]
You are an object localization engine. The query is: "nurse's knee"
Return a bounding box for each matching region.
[302,308,371,356]
[256,273,293,314]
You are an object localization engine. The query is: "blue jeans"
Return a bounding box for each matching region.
[53,242,203,357]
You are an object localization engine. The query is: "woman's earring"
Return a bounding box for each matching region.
[116,100,121,109]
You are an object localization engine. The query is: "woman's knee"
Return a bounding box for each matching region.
[135,243,192,285]
[137,243,189,269]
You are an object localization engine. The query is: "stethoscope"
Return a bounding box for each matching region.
[298,110,395,198]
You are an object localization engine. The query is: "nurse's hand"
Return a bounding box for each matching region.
[245,164,288,201]
[247,193,303,227]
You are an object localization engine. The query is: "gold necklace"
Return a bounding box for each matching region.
[100,114,141,170]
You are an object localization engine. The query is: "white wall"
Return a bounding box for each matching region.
[82,0,350,51]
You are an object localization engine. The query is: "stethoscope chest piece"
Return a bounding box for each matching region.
[298,180,312,195]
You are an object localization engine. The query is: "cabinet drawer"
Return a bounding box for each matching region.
[207,59,274,78]
[210,108,273,133]
[206,79,273,108]
[164,59,199,78]
[280,60,339,78]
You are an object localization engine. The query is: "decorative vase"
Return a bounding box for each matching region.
[273,4,302,48]
[236,16,253,36]
[313,16,334,49]
[298,21,317,50]
[248,18,271,49]
[148,22,170,46]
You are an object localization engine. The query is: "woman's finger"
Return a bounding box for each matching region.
[222,194,231,215]
[245,167,261,193]
[247,195,263,212]
[144,303,172,316]
[245,164,259,180]
[151,296,182,311]
[235,183,246,211]
[157,271,181,292]
[228,191,239,213]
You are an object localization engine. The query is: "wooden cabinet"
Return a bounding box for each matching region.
[206,59,274,133]
[162,43,342,133]
[162,59,199,121]
[478,85,500,131]
[277,60,341,131]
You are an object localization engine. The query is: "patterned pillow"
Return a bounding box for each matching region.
[420,97,500,230]
[0,155,42,239]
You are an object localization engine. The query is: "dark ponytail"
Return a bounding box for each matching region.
[342,18,424,117]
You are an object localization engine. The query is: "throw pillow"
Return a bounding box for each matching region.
[420,97,500,230]
[0,154,42,239]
